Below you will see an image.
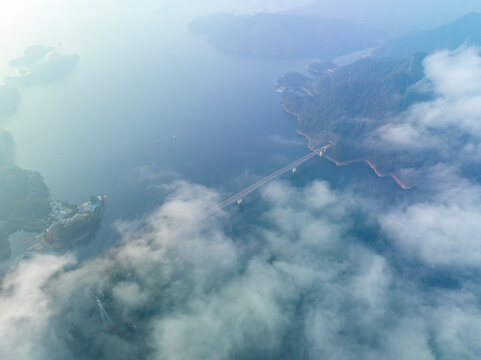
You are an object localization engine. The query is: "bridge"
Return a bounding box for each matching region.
[213,148,324,213]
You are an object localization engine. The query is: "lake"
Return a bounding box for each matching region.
[3,7,407,262]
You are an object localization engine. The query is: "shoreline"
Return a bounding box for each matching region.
[282,104,314,151]
[323,154,411,189]
[300,87,315,97]
[282,102,411,190]
[43,218,102,250]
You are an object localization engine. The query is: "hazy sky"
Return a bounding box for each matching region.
[0,0,316,77]
[2,0,481,52]
[286,0,481,33]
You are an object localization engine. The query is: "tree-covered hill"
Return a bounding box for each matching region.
[189,13,384,59]
[374,12,481,58]
[281,54,428,146]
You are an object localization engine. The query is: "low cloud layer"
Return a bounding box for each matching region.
[368,49,481,267]
[376,47,481,144]
[379,167,481,268]
[1,179,481,359]
[365,46,481,185]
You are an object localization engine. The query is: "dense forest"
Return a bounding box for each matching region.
[189,13,383,59]
[0,132,51,259]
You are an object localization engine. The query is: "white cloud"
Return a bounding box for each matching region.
[424,47,481,99]
[0,255,75,360]
[404,47,481,136]
[379,165,481,268]
[369,48,481,269]
[375,122,427,149]
[371,47,481,147]
[366,46,481,187]
[0,180,481,359]
[381,201,481,267]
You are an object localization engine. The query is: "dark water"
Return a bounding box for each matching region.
[4,10,312,257]
[4,9,408,261]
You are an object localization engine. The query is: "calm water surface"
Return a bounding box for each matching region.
[5,9,313,257]
[4,8,408,263]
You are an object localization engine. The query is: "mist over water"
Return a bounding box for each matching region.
[0,3,419,263]
[3,7,320,257]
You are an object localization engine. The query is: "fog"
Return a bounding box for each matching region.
[2,176,481,359]
[286,0,481,34]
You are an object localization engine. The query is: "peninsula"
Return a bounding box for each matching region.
[0,135,106,260]
[43,196,106,249]
[189,13,383,59]
[278,13,481,187]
